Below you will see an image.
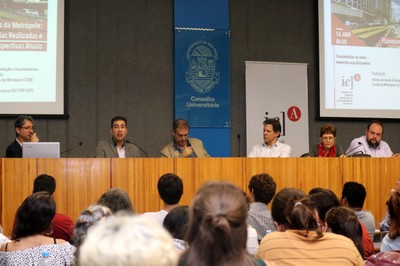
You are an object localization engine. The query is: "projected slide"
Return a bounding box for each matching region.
[319,0,400,118]
[0,0,64,116]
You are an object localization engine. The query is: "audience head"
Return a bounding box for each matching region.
[158,173,183,205]
[73,205,112,260]
[110,116,128,143]
[272,188,321,237]
[341,181,366,209]
[172,119,190,148]
[365,120,384,148]
[14,115,35,141]
[263,118,282,145]
[182,181,254,266]
[319,124,337,150]
[163,205,189,240]
[248,173,276,205]
[79,215,178,266]
[97,188,134,214]
[32,174,56,195]
[309,188,340,225]
[326,206,364,256]
[387,191,400,240]
[12,192,55,240]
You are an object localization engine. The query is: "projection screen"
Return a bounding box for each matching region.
[0,0,65,116]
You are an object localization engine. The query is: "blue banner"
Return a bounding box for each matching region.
[174,0,229,29]
[174,29,230,127]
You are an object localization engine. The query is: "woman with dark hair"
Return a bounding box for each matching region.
[309,124,344,157]
[256,188,364,265]
[381,191,400,251]
[178,181,275,266]
[326,206,364,257]
[0,192,75,265]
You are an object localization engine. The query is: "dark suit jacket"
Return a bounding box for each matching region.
[6,140,22,158]
[95,139,141,158]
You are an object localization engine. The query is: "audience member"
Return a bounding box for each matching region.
[179,181,274,266]
[342,181,376,239]
[163,205,189,251]
[248,118,291,157]
[142,173,183,225]
[32,174,75,242]
[326,206,364,257]
[161,119,210,158]
[309,124,344,157]
[6,115,39,158]
[380,177,400,231]
[381,191,400,251]
[243,192,259,256]
[79,215,178,266]
[309,188,341,231]
[346,120,396,157]
[256,188,364,265]
[73,205,112,263]
[309,188,374,257]
[0,192,75,265]
[96,116,141,158]
[0,225,10,247]
[247,173,277,241]
[97,188,134,214]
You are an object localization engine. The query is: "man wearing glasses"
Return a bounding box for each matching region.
[6,115,39,158]
[309,124,344,157]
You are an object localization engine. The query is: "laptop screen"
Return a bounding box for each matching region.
[22,142,60,158]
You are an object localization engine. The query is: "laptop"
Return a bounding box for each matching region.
[22,142,60,158]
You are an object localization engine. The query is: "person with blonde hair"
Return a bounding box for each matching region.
[79,215,178,266]
[179,181,274,266]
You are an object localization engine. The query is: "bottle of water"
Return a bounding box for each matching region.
[40,251,52,266]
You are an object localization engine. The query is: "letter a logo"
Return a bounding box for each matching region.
[287,106,301,122]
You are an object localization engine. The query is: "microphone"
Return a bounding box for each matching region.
[126,140,148,157]
[237,134,241,157]
[61,141,83,155]
[344,142,364,157]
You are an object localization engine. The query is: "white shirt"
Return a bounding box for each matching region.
[141,210,168,225]
[346,136,393,157]
[247,224,259,255]
[248,141,291,157]
[117,146,126,158]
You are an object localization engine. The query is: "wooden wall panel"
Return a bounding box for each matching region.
[342,158,400,226]
[62,159,111,222]
[244,158,342,194]
[1,159,37,236]
[112,158,174,213]
[1,158,398,236]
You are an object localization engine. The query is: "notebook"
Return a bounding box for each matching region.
[22,142,60,158]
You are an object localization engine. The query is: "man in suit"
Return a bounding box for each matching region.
[6,115,39,158]
[161,119,210,158]
[96,116,141,158]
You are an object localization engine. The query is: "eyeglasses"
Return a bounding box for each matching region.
[20,126,36,131]
[322,136,334,142]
